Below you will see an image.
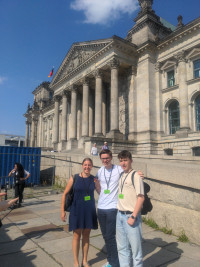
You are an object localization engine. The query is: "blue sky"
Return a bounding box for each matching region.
[0,0,199,136]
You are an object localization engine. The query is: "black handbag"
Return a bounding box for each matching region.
[64,174,78,212]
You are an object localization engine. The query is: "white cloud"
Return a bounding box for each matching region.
[0,76,8,85]
[70,0,139,25]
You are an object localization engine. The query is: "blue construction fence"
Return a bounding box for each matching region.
[0,146,41,187]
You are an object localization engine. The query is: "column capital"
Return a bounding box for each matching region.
[174,50,187,63]
[53,95,61,102]
[155,62,161,72]
[70,84,78,92]
[94,69,103,78]
[82,76,90,85]
[61,90,69,98]
[110,57,120,69]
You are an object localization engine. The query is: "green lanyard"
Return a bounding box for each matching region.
[81,174,92,201]
[120,169,133,194]
[104,165,113,190]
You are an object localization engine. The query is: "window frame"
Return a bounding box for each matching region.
[167,70,175,87]
[169,100,180,135]
[193,59,200,79]
[195,95,200,131]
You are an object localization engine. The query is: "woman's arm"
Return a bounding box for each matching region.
[8,169,15,177]
[61,175,74,222]
[20,171,30,181]
[95,179,101,194]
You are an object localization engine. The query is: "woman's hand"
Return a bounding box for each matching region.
[20,178,25,181]
[137,170,144,179]
[61,210,66,222]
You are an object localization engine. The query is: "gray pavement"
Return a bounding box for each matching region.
[0,192,200,267]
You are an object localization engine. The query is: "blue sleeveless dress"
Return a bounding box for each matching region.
[69,174,98,231]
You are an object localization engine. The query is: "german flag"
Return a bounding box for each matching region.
[48,67,54,78]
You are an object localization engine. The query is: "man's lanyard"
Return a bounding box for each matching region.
[104,165,113,190]
[120,169,132,194]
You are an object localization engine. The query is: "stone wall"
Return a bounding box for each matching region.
[40,151,200,245]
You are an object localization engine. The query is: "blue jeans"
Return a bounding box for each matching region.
[97,208,120,267]
[116,211,143,267]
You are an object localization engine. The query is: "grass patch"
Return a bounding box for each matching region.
[161,227,172,235]
[177,231,189,243]
[142,217,173,235]
[142,217,159,230]
[52,183,65,191]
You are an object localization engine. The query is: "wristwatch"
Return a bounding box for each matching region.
[131,215,136,220]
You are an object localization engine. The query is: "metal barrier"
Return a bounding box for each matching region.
[0,146,41,187]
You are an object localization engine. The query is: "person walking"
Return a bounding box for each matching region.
[8,163,30,208]
[61,158,98,267]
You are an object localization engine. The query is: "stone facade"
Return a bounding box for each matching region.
[24,0,200,156]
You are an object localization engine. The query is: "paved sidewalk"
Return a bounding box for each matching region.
[0,193,200,267]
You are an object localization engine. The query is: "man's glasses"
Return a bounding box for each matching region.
[101,157,111,161]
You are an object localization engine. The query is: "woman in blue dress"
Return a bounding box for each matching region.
[61,158,98,267]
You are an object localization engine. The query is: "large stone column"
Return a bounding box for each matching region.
[128,66,137,140]
[25,121,30,146]
[108,57,123,139]
[175,51,190,136]
[46,117,50,147]
[52,95,60,144]
[89,92,94,137]
[31,118,36,147]
[155,62,163,135]
[61,91,68,142]
[70,87,77,140]
[38,113,43,147]
[95,70,103,136]
[82,78,89,137]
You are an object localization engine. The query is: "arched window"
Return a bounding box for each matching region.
[169,100,180,134]
[195,95,200,131]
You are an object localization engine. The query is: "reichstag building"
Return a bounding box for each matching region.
[24,0,200,156]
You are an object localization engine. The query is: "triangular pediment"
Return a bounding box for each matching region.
[51,38,113,86]
[161,60,177,71]
[187,48,200,60]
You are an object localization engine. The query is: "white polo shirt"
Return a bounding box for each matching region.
[96,165,123,210]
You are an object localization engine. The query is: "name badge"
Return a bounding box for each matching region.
[84,196,91,201]
[104,189,110,194]
[119,194,124,199]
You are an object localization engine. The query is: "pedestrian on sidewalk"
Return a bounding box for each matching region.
[8,163,30,208]
[91,143,98,156]
[101,142,109,151]
[116,150,144,267]
[95,149,144,267]
[61,158,98,267]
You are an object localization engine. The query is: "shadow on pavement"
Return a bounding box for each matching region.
[143,238,183,267]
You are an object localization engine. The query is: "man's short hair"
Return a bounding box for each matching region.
[118,150,132,160]
[99,149,112,158]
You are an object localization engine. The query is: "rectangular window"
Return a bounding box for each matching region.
[164,149,173,156]
[167,70,175,87]
[194,59,200,79]
[192,147,200,156]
